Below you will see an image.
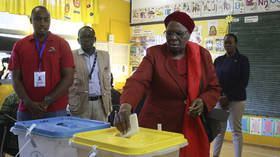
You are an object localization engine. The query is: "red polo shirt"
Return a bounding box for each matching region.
[8,32,75,112]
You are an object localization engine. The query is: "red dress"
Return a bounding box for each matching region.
[121,42,221,157]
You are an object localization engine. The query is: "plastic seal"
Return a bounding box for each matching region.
[25,123,37,148]
[157,123,162,131]
[88,145,98,157]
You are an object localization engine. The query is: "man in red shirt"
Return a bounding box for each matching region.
[8,6,74,121]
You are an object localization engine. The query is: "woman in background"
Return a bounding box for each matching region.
[213,33,250,157]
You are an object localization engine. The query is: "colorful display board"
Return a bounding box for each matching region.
[226,116,280,138]
[0,0,99,24]
[131,0,280,24]
[129,18,228,70]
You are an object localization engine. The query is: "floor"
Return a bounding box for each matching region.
[4,140,280,157]
[210,140,280,157]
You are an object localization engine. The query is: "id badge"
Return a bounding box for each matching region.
[34,71,46,87]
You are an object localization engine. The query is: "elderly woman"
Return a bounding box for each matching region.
[115,11,221,157]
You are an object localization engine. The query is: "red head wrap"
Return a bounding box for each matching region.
[164,11,195,34]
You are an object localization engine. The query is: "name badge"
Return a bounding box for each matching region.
[34,71,46,87]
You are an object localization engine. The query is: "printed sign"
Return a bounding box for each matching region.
[250,117,262,135]
[205,38,214,51]
[262,118,275,136]
[131,0,280,24]
[274,119,280,137]
[244,16,259,23]
[242,116,250,133]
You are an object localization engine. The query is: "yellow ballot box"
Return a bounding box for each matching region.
[70,127,188,157]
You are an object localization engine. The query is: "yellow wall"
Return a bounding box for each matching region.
[0,0,131,104]
[92,0,130,43]
[225,132,280,148]
[0,84,14,109]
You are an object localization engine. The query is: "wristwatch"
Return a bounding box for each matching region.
[44,96,53,105]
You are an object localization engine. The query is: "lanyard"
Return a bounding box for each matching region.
[36,37,48,71]
[89,52,97,80]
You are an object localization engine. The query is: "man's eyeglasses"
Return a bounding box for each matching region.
[164,31,188,38]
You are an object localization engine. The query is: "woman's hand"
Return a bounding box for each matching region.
[114,103,132,135]
[188,98,204,117]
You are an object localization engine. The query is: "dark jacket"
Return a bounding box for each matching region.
[214,50,250,101]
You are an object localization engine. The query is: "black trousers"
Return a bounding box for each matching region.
[0,122,18,156]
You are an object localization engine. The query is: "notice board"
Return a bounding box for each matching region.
[229,12,280,117]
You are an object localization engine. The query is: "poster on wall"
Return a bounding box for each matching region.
[193,19,227,60]
[0,53,11,80]
[233,0,279,14]
[262,118,275,136]
[205,38,214,51]
[274,119,280,137]
[242,116,250,133]
[201,0,233,17]
[215,36,225,52]
[179,1,192,17]
[188,0,202,18]
[131,0,280,24]
[250,117,262,135]
[244,0,270,14]
[130,25,166,68]
[62,0,98,23]
[131,0,204,24]
[217,24,228,36]
[189,25,202,45]
[63,0,82,22]
[201,0,218,17]
[233,0,246,14]
[130,46,138,56]
[163,4,173,16]
[217,0,234,15]
[132,26,143,36]
[269,0,280,12]
[131,9,141,24]
[208,20,218,36]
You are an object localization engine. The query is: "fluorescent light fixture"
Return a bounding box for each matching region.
[0,33,25,39]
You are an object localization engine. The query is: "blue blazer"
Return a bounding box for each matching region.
[214,50,250,101]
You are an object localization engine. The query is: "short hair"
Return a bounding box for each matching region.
[78,26,95,37]
[31,6,50,18]
[225,33,238,43]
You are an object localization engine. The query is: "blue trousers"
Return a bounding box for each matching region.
[17,110,67,121]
